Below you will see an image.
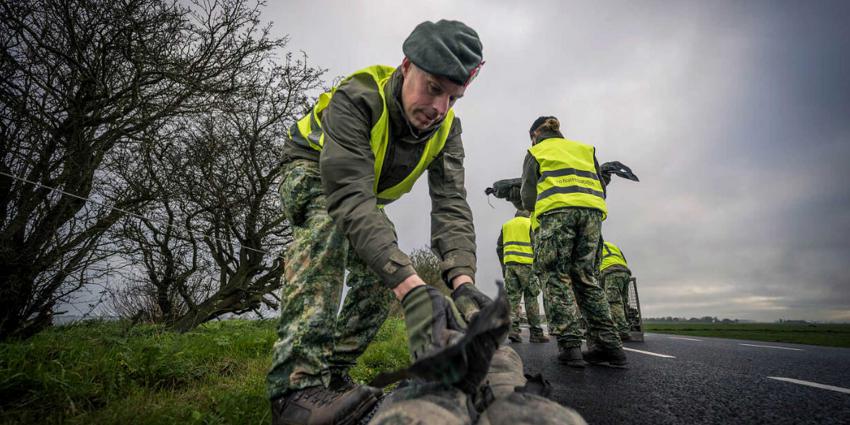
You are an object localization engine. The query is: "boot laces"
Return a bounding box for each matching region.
[293,386,342,406]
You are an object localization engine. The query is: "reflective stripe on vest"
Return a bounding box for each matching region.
[286,65,454,205]
[502,216,533,265]
[599,241,628,272]
[528,137,607,229]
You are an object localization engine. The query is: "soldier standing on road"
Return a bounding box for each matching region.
[598,240,633,341]
[267,20,493,424]
[496,210,549,344]
[520,116,627,368]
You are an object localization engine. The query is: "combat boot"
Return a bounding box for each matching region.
[328,372,357,392]
[529,334,550,343]
[271,384,381,425]
[508,333,523,343]
[556,347,587,368]
[582,346,628,368]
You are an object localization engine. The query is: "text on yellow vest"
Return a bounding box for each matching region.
[527,137,607,229]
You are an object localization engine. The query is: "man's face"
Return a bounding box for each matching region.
[400,58,466,131]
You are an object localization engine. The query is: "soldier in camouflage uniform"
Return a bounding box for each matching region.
[598,240,633,339]
[520,116,627,368]
[267,20,493,424]
[496,210,548,343]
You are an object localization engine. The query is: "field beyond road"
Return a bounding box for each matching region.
[643,322,850,348]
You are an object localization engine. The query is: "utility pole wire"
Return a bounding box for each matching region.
[0,170,273,255]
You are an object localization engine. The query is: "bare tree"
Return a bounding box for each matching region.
[410,247,451,295]
[0,0,283,340]
[104,54,323,330]
[167,57,322,331]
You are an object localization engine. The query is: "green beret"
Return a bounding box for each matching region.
[403,20,484,86]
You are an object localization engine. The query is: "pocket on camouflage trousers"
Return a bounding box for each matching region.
[279,161,323,227]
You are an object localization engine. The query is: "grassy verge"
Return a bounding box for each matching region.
[0,317,409,424]
[643,323,850,348]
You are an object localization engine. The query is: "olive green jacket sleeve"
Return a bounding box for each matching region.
[520,152,539,212]
[427,129,477,285]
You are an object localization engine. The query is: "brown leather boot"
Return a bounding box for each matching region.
[583,346,628,368]
[328,372,357,391]
[557,347,587,368]
[508,333,523,343]
[529,334,551,343]
[271,384,381,425]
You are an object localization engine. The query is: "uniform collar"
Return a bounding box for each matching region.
[533,130,564,144]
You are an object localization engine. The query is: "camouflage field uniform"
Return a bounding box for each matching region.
[267,160,394,397]
[369,346,586,425]
[503,264,545,338]
[267,67,478,400]
[600,270,631,335]
[532,209,621,350]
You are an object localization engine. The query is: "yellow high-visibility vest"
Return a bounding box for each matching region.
[527,137,607,229]
[599,241,628,272]
[287,65,454,205]
[502,216,533,265]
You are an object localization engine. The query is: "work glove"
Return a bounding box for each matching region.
[371,282,511,395]
[402,285,467,361]
[452,283,494,323]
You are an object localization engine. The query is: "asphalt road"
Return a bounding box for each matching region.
[510,329,850,424]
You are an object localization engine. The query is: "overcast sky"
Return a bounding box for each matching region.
[262,0,850,322]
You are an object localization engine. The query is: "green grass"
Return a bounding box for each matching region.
[0,317,409,424]
[643,322,850,347]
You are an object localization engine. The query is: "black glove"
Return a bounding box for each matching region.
[600,161,639,182]
[371,282,511,395]
[402,285,467,361]
[451,283,493,323]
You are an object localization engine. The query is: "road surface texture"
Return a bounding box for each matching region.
[510,329,850,424]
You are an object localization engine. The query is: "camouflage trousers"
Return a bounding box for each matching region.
[504,264,544,337]
[601,270,632,335]
[532,209,621,350]
[267,159,393,399]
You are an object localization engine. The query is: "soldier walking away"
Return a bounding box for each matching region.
[496,210,549,343]
[267,20,492,424]
[598,240,633,341]
[520,116,627,369]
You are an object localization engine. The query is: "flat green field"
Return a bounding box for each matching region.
[643,323,850,348]
[0,318,409,425]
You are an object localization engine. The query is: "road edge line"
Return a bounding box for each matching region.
[767,377,850,395]
[622,347,676,359]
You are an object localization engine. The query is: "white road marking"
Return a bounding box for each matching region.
[768,377,850,395]
[668,336,702,342]
[622,347,676,358]
[739,343,803,351]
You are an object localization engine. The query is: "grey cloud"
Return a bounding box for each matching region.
[268,0,850,321]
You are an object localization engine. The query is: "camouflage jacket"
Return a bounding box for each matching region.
[285,67,476,287]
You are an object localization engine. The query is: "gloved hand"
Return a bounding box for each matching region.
[371,282,511,394]
[451,283,493,323]
[402,285,467,361]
